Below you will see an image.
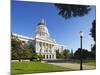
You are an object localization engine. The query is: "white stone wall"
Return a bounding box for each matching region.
[35,37,57,60]
[12,32,64,60]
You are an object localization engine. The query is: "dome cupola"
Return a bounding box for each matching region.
[35,19,50,38]
[38,19,45,25]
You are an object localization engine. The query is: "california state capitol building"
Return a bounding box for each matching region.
[12,19,65,60]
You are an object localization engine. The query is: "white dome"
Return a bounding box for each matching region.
[35,19,50,38]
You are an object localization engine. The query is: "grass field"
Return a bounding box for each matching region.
[11,61,72,75]
[69,59,96,66]
[82,59,96,66]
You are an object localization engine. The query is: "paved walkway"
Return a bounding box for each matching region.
[48,63,96,70]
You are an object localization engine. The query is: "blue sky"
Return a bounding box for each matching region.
[11,1,96,52]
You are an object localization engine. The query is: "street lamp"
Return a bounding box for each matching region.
[80,31,83,70]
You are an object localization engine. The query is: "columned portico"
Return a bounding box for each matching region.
[34,19,63,60]
[36,40,56,60]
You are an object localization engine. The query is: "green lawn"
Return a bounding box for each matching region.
[11,61,72,75]
[82,59,96,66]
[69,59,96,66]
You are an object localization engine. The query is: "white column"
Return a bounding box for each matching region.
[36,41,38,53]
[43,43,44,53]
[51,44,52,53]
[54,45,56,59]
[50,44,51,53]
[38,42,41,53]
[41,42,43,53]
[48,44,50,53]
[50,44,51,50]
[44,43,45,53]
[47,43,48,53]
[52,45,54,53]
[54,54,56,59]
[35,41,37,53]
[52,55,54,59]
[48,44,51,60]
[51,54,53,60]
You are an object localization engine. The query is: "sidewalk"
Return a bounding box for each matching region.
[48,63,96,70]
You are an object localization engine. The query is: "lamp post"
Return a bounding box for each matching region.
[80,31,83,70]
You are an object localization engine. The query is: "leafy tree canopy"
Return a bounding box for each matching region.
[74,48,90,59]
[55,4,91,19]
[90,20,96,42]
[11,35,34,60]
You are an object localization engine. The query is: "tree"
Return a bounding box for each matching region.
[11,35,34,61]
[90,20,96,58]
[91,45,96,58]
[74,48,90,59]
[54,4,91,19]
[37,54,44,61]
[56,49,61,59]
[11,35,24,61]
[69,49,74,59]
[28,40,35,53]
[63,49,69,58]
[56,49,70,59]
[22,43,33,59]
[61,49,70,59]
[90,20,96,42]
[30,53,38,61]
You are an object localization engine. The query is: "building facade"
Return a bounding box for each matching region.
[12,19,64,60]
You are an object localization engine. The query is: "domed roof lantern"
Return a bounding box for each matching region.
[35,19,50,38]
[38,18,45,25]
